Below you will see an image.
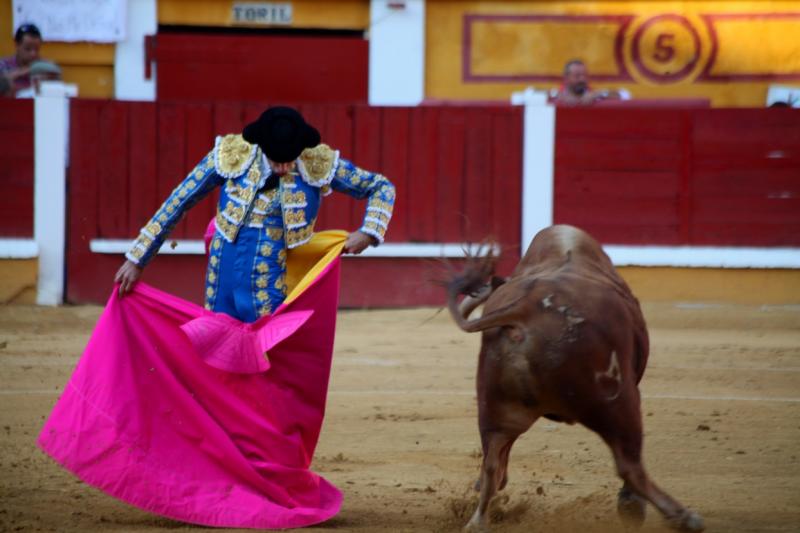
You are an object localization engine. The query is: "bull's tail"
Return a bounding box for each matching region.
[445,247,524,334]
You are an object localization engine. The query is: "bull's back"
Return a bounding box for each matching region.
[516,225,613,277]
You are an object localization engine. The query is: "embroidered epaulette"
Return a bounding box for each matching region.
[213,134,258,179]
[297,143,339,187]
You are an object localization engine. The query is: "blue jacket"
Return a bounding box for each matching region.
[126,134,395,268]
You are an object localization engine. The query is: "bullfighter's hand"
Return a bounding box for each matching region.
[343,231,377,255]
[114,260,143,297]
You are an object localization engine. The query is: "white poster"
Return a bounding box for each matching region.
[13,0,127,43]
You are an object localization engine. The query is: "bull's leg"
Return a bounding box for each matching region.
[617,481,647,527]
[594,391,704,532]
[465,431,519,533]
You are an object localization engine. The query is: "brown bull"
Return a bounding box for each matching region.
[446,225,704,532]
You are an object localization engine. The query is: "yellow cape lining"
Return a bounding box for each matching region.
[283,230,347,305]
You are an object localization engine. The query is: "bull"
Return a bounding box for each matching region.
[445,225,704,532]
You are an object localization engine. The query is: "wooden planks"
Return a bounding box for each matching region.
[0,99,34,237]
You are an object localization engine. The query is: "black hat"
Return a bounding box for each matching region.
[242,106,320,163]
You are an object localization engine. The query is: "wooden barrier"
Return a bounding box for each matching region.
[0,99,34,237]
[65,100,523,306]
[554,108,800,246]
[6,98,792,306]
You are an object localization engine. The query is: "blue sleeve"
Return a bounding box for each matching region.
[329,158,396,243]
[125,151,221,266]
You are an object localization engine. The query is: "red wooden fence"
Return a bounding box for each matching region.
[153,32,369,103]
[66,100,523,306]
[9,100,796,306]
[555,108,800,246]
[0,99,34,237]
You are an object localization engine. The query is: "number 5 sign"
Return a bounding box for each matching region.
[632,15,701,83]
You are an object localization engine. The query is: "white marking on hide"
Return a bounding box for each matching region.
[595,350,622,400]
[566,314,585,327]
[541,294,554,309]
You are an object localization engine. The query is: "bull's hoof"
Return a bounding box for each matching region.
[463,517,490,533]
[668,509,705,532]
[617,488,646,527]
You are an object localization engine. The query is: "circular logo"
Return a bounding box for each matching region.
[631,15,701,83]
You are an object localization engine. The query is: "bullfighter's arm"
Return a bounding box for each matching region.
[125,151,222,267]
[328,157,396,245]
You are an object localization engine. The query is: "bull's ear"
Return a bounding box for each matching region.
[490,276,507,290]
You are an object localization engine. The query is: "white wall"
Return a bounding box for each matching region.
[34,93,69,305]
[114,0,157,101]
[520,94,555,254]
[369,0,425,106]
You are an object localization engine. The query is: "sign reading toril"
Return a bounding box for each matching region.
[232,2,292,26]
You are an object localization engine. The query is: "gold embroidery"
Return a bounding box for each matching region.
[368,199,394,214]
[282,190,307,205]
[266,227,283,240]
[285,209,306,227]
[260,243,273,256]
[363,221,385,237]
[255,276,268,289]
[193,169,204,179]
[146,221,162,236]
[256,290,268,302]
[185,180,197,190]
[208,272,217,283]
[212,238,221,250]
[299,144,336,184]
[209,256,219,267]
[285,224,314,247]
[246,162,261,187]
[258,305,271,317]
[136,234,152,248]
[206,287,214,297]
[204,302,212,310]
[256,262,269,274]
[215,212,237,241]
[223,201,246,223]
[216,134,255,177]
[128,246,144,259]
[369,212,390,225]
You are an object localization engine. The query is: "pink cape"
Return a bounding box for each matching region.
[37,241,344,529]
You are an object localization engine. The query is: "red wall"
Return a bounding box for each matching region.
[0,99,34,237]
[555,108,800,246]
[153,32,368,103]
[50,102,800,307]
[65,100,523,306]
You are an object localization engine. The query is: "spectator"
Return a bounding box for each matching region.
[550,59,628,106]
[0,23,55,97]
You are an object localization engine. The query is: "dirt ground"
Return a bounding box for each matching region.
[1,300,799,533]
